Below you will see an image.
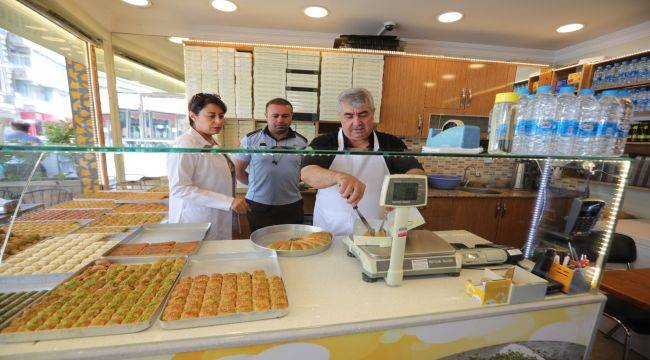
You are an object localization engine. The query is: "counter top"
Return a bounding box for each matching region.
[427,188,538,198]
[0,232,605,360]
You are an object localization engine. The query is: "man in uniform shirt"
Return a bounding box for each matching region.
[301,88,425,236]
[235,98,308,232]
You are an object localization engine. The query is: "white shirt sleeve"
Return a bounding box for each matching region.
[167,153,234,211]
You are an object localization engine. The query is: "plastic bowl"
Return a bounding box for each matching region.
[428,174,461,189]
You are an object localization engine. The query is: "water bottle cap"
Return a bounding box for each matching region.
[537,85,553,93]
[494,92,519,103]
[602,90,618,97]
[559,86,575,94]
[579,88,595,95]
[514,88,529,95]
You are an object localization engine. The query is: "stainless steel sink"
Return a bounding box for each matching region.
[458,187,501,195]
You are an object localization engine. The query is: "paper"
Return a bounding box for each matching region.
[386,207,425,230]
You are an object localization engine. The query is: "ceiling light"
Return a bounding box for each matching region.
[211,0,237,12]
[41,36,65,43]
[468,63,485,69]
[556,23,584,33]
[438,11,463,23]
[25,25,48,31]
[441,74,456,80]
[304,6,329,18]
[169,36,189,44]
[121,0,151,7]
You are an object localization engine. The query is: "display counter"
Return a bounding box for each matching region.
[0,232,606,360]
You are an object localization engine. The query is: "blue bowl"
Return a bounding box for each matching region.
[428,174,461,189]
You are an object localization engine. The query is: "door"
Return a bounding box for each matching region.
[449,197,501,242]
[495,198,536,248]
[378,56,431,136]
[463,62,517,116]
[423,59,468,111]
[418,198,455,231]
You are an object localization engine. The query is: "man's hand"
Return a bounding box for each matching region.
[335,173,366,206]
[231,198,250,215]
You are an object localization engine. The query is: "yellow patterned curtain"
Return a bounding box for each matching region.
[66,58,99,193]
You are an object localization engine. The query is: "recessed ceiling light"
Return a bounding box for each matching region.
[211,0,237,12]
[25,25,48,31]
[556,23,584,33]
[468,63,485,69]
[169,36,190,44]
[438,11,463,23]
[304,6,329,18]
[121,0,151,7]
[41,36,65,43]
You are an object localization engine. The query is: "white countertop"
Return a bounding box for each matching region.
[0,231,604,360]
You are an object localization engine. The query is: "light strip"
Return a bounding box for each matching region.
[184,40,550,68]
[523,159,552,259]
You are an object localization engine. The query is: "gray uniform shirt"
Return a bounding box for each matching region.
[235,127,307,205]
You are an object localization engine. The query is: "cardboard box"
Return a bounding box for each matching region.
[505,266,548,304]
[465,269,512,305]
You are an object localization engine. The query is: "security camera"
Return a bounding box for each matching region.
[377,21,397,35]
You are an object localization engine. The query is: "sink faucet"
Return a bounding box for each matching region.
[461,165,478,187]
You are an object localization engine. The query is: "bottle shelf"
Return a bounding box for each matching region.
[594,80,650,92]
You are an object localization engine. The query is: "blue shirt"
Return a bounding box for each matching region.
[4,130,42,144]
[235,127,307,205]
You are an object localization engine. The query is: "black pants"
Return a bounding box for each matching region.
[246,199,304,233]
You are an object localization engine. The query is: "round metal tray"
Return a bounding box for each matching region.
[250,224,332,257]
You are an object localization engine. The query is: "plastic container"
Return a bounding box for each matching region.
[598,90,623,155]
[555,86,578,155]
[428,175,461,189]
[573,89,601,156]
[614,90,633,156]
[511,88,530,154]
[529,86,557,155]
[487,92,519,154]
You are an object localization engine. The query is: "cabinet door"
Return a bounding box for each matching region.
[418,198,455,231]
[463,62,516,116]
[449,198,501,242]
[495,198,536,248]
[423,59,468,111]
[378,56,431,136]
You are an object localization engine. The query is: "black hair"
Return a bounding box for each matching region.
[188,93,227,127]
[10,122,31,133]
[265,98,293,112]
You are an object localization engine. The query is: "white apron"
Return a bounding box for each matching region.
[168,128,235,240]
[313,129,390,236]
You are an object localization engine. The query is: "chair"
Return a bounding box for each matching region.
[602,233,649,360]
[21,188,73,207]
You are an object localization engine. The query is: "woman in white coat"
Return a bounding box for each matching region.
[167,93,249,240]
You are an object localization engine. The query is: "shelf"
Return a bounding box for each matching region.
[595,81,650,92]
[0,144,633,161]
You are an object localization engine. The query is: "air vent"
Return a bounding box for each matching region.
[333,35,403,51]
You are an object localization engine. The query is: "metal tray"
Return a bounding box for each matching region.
[0,256,186,343]
[250,224,332,257]
[159,250,288,330]
[0,277,61,328]
[101,223,210,258]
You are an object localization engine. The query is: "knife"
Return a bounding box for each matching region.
[353,206,375,236]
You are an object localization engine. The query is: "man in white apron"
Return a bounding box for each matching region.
[301,88,425,236]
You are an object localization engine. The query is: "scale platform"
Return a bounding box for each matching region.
[345,230,462,282]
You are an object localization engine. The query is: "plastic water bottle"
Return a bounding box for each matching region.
[593,66,604,87]
[620,61,630,84]
[555,86,579,155]
[603,64,613,86]
[529,85,557,155]
[488,92,519,154]
[511,88,530,154]
[574,89,600,156]
[597,90,623,155]
[629,59,639,83]
[614,90,633,156]
[640,57,649,82]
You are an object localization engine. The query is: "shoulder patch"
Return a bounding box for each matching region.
[245,128,262,138]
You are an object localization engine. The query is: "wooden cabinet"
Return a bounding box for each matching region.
[423,59,467,111]
[463,62,517,116]
[420,196,536,248]
[378,56,431,136]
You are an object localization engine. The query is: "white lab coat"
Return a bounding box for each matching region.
[167,128,235,240]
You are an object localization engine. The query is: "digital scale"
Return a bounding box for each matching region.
[343,175,462,285]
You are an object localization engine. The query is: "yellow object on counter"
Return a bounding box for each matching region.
[465,269,511,305]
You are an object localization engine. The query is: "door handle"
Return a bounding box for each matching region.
[460,88,466,108]
[495,203,501,218]
[417,114,423,136]
[501,202,507,218]
[467,88,472,107]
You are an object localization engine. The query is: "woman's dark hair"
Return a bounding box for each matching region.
[188,93,227,127]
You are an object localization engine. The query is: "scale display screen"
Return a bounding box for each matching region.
[393,183,419,201]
